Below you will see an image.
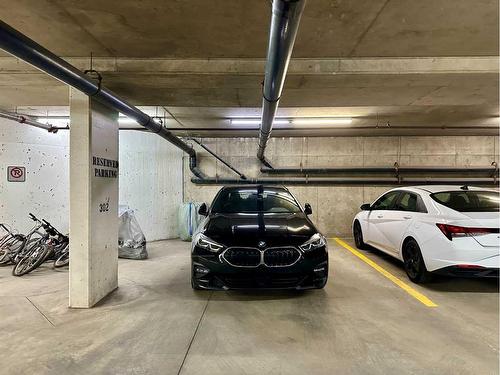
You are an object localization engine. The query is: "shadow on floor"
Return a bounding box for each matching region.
[359,245,499,294]
[208,289,318,302]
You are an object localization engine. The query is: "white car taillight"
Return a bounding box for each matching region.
[436,223,499,241]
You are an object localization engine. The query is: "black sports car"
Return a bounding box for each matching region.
[191,185,328,290]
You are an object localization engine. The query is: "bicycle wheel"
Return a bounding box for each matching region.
[11,237,40,265]
[54,246,69,268]
[0,238,23,265]
[12,243,51,276]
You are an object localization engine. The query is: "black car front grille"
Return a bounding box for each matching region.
[223,248,261,267]
[264,248,300,267]
[222,247,301,267]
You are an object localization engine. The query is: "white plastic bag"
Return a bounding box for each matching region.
[118,205,148,259]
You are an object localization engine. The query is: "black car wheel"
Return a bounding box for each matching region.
[353,221,368,250]
[403,239,431,283]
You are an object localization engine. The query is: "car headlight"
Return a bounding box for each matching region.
[299,233,326,252]
[195,233,224,252]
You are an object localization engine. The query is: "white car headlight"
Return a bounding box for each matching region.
[299,233,326,252]
[195,233,224,252]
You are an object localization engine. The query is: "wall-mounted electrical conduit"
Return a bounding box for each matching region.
[191,176,497,186]
[0,109,58,133]
[0,20,206,179]
[260,162,499,178]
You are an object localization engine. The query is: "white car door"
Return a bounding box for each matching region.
[380,191,426,256]
[366,191,401,253]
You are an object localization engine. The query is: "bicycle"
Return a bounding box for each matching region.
[13,218,68,276]
[2,213,45,266]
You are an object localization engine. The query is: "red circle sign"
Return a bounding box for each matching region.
[10,167,23,178]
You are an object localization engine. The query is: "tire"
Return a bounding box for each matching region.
[353,221,368,250]
[54,246,69,268]
[12,243,51,276]
[403,238,432,283]
[0,238,25,265]
[11,237,39,265]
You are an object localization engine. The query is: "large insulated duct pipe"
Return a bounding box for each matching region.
[0,20,206,178]
[257,0,306,166]
[0,109,58,133]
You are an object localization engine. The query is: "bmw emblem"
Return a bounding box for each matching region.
[258,241,266,248]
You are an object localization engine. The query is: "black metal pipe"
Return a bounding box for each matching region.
[261,166,499,175]
[0,20,206,179]
[188,138,246,180]
[191,177,497,186]
[257,0,306,165]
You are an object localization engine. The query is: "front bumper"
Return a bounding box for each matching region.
[191,246,328,290]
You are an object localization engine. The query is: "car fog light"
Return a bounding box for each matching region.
[195,266,209,275]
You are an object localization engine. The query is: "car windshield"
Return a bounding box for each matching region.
[211,189,301,213]
[431,190,500,212]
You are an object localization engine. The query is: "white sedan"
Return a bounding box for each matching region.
[352,186,499,283]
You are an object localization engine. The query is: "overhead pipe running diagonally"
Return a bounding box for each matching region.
[0,109,58,133]
[188,138,247,180]
[0,20,207,178]
[257,0,306,167]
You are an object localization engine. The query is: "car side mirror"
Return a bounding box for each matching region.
[304,203,312,215]
[198,203,208,216]
[360,203,371,211]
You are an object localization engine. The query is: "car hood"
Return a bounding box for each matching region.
[202,212,318,247]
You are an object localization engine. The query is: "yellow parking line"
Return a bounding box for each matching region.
[332,237,438,308]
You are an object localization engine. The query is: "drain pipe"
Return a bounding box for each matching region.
[188,138,247,180]
[0,20,206,179]
[0,109,58,133]
[257,0,306,167]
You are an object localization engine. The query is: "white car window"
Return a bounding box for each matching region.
[431,191,500,212]
[371,191,400,210]
[395,192,427,213]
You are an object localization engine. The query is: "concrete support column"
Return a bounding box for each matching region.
[69,88,119,308]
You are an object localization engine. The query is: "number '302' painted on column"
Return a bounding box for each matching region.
[99,197,110,213]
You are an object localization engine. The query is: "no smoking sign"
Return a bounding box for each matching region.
[7,166,26,182]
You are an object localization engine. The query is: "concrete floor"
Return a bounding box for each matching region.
[0,239,498,375]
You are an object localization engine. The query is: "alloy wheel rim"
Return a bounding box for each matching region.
[405,244,420,278]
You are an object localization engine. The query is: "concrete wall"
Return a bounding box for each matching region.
[0,118,69,233]
[0,119,183,241]
[119,131,183,241]
[183,136,499,237]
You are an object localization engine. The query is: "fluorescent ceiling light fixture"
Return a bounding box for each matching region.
[36,117,70,126]
[118,117,138,125]
[231,119,289,126]
[292,118,352,125]
[230,117,352,126]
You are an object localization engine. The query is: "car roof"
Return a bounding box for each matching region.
[393,185,499,194]
[221,185,290,193]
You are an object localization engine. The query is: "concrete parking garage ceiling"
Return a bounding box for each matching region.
[0,0,498,136]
